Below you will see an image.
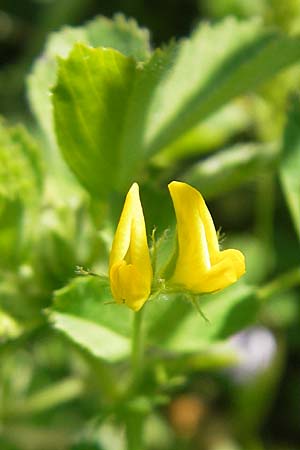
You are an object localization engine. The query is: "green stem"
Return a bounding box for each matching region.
[126,307,145,450]
[131,308,145,387]
[125,413,144,450]
[257,266,300,301]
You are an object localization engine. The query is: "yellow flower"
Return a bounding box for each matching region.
[168,181,245,293]
[109,183,152,311]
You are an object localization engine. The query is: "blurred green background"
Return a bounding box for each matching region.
[1,1,300,450]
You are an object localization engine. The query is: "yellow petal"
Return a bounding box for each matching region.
[168,181,245,293]
[168,181,212,277]
[109,183,152,311]
[195,249,246,292]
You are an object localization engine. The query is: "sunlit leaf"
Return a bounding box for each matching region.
[50,276,257,360]
[53,18,300,197]
[27,14,151,149]
[52,45,138,197]
[142,18,300,156]
[50,277,131,362]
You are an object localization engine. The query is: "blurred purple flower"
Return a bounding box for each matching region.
[226,326,277,383]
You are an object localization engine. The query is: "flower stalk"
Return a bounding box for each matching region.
[125,410,144,450]
[126,307,146,450]
[131,308,145,388]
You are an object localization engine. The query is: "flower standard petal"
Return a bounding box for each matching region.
[168,181,245,293]
[109,184,136,267]
[168,181,211,288]
[109,183,152,311]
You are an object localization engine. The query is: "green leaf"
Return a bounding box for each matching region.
[151,101,251,164]
[50,277,131,362]
[279,97,300,241]
[53,17,300,198]
[10,377,84,417]
[27,14,151,148]
[182,141,279,199]
[52,45,138,197]
[142,17,300,156]
[50,276,258,360]
[50,276,189,360]
[50,312,130,362]
[162,283,258,353]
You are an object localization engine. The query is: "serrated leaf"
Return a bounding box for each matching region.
[53,277,131,336]
[50,276,257,360]
[53,18,300,197]
[51,312,130,362]
[52,45,138,196]
[141,17,300,156]
[50,277,131,362]
[50,276,189,360]
[27,14,151,148]
[279,98,300,241]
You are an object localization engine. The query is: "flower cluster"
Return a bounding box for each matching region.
[109,181,245,311]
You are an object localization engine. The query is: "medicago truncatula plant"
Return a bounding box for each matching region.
[72,180,245,447]
[81,180,245,448]
[33,12,300,450]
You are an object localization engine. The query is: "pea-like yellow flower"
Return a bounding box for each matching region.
[168,181,245,293]
[109,183,152,311]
